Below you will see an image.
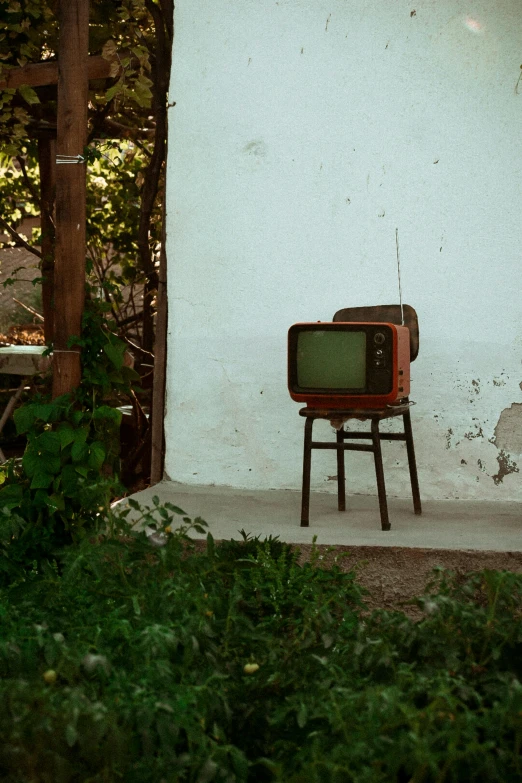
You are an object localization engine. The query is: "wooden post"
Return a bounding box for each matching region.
[52,0,89,398]
[37,135,56,345]
[150,227,168,484]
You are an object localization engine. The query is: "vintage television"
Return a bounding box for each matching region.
[288,321,410,409]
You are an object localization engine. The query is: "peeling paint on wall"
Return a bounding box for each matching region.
[486,403,522,484]
[464,419,484,440]
[492,450,519,485]
[494,403,522,455]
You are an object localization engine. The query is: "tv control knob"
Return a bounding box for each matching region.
[374,332,386,345]
[375,349,384,357]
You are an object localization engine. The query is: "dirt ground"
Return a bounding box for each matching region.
[294,544,522,612]
[191,538,522,614]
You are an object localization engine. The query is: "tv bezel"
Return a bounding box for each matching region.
[288,321,396,398]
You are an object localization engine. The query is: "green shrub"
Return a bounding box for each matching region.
[1,502,522,782]
[0,297,140,580]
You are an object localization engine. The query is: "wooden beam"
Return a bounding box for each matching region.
[0,54,119,90]
[38,137,56,345]
[52,0,89,398]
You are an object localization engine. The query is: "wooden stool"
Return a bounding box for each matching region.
[299,403,422,530]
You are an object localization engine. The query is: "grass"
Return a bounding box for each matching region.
[1,501,522,782]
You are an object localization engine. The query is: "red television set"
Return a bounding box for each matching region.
[288,321,410,409]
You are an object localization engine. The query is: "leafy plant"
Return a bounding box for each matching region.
[0,298,140,579]
[1,504,522,783]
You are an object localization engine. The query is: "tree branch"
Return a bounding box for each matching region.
[0,216,42,258]
[16,155,40,207]
[133,138,153,158]
[12,297,45,321]
[118,310,144,327]
[96,117,155,140]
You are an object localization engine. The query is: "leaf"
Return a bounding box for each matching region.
[61,465,79,495]
[24,448,61,477]
[322,633,334,649]
[0,483,23,509]
[18,84,39,105]
[164,502,186,515]
[103,341,125,369]
[57,424,76,449]
[93,405,122,424]
[196,759,218,783]
[45,493,65,512]
[13,405,37,434]
[105,77,123,103]
[131,78,153,108]
[72,427,89,445]
[65,723,78,747]
[122,367,140,382]
[70,410,84,426]
[30,470,54,490]
[101,39,117,60]
[88,442,106,471]
[33,403,56,421]
[36,431,61,455]
[22,448,42,477]
[71,441,88,463]
[109,59,120,78]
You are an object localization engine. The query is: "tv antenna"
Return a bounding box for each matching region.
[395,227,405,326]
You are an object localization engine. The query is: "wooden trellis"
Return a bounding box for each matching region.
[0,0,168,480]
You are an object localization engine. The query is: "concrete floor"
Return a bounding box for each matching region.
[120,482,522,610]
[124,481,522,553]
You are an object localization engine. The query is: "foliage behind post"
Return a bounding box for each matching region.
[0,0,173,358]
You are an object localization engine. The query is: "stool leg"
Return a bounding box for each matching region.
[371,418,390,531]
[403,409,422,515]
[336,427,346,511]
[301,417,314,527]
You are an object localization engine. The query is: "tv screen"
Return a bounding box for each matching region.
[297,330,366,390]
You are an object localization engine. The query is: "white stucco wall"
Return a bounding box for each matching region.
[165,0,522,501]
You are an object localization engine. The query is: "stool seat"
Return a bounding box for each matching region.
[299,403,412,421]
